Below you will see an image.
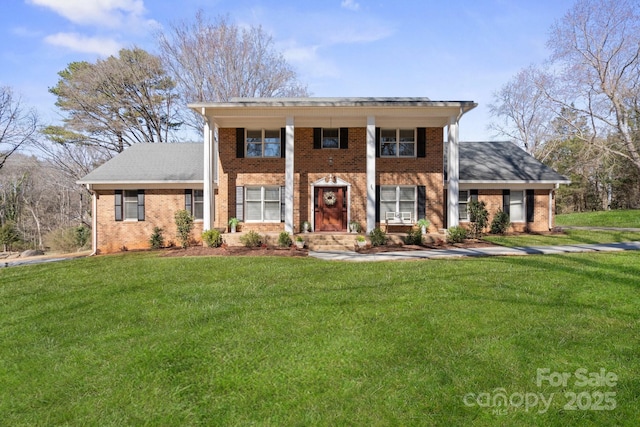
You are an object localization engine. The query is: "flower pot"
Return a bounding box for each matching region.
[295,240,305,249]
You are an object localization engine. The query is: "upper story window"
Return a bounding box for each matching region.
[246,129,281,157]
[322,128,339,149]
[380,129,415,157]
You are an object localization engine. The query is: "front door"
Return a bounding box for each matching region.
[315,187,347,231]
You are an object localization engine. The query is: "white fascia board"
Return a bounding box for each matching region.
[81,181,206,190]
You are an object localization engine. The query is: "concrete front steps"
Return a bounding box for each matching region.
[302,233,363,251]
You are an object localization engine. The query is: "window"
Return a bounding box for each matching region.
[115,189,144,221]
[322,128,339,149]
[246,129,281,157]
[459,190,469,221]
[185,189,204,220]
[510,190,524,222]
[380,186,416,218]
[245,186,281,222]
[380,129,415,157]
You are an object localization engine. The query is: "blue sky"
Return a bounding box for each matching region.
[1,0,574,141]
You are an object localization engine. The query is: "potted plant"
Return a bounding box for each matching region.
[302,221,311,233]
[295,235,305,249]
[417,218,430,235]
[228,217,239,233]
[356,235,367,248]
[349,220,360,233]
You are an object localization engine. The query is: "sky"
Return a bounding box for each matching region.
[0,0,576,142]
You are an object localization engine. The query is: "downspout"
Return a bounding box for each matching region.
[87,184,98,256]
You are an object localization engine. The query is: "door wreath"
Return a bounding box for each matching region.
[323,190,337,206]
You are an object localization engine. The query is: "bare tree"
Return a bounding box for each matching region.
[156,12,309,132]
[488,66,555,154]
[0,86,38,170]
[48,47,182,155]
[547,0,640,176]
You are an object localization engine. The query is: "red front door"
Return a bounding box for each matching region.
[315,187,347,231]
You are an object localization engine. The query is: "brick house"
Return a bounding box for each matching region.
[78,97,568,254]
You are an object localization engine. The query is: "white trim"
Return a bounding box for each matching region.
[366,116,376,232]
[285,117,294,233]
[203,117,212,230]
[85,182,205,191]
[447,116,459,228]
[91,189,97,254]
[457,180,569,185]
[549,189,554,230]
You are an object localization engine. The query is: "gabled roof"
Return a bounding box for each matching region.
[450,141,569,183]
[78,143,203,184]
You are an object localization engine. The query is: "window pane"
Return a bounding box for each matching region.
[247,130,262,142]
[399,142,415,156]
[264,130,280,142]
[124,191,137,220]
[246,143,262,157]
[459,191,469,221]
[510,191,524,221]
[246,201,262,221]
[264,143,280,157]
[399,129,414,141]
[399,201,415,214]
[194,190,203,201]
[322,128,339,148]
[246,187,262,201]
[264,187,280,201]
[399,187,415,200]
[381,201,396,215]
[380,187,396,201]
[264,202,280,221]
[194,203,204,220]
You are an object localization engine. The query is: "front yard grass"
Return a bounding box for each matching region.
[483,229,640,247]
[556,209,640,228]
[1,252,639,426]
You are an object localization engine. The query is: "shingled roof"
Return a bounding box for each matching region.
[78,143,203,184]
[449,141,569,183]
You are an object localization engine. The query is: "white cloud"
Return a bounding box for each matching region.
[27,0,147,28]
[44,32,121,56]
[341,0,360,11]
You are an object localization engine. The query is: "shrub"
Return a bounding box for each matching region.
[174,209,194,248]
[240,230,262,247]
[202,229,223,247]
[468,200,489,239]
[490,209,511,234]
[369,227,387,247]
[278,231,292,247]
[447,225,467,243]
[0,221,20,251]
[149,227,165,249]
[45,225,90,252]
[404,228,424,245]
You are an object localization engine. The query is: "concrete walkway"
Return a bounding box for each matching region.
[309,241,640,262]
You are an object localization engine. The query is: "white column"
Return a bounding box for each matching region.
[366,116,376,233]
[548,189,554,230]
[447,116,460,228]
[203,113,212,231]
[285,116,295,233]
[91,187,97,254]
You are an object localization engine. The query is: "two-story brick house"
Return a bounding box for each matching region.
[78,97,568,254]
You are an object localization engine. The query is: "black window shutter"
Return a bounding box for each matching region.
[114,190,123,221]
[280,186,286,222]
[185,189,192,214]
[417,185,426,218]
[235,186,244,221]
[375,127,381,158]
[502,189,511,216]
[236,128,245,158]
[526,189,535,223]
[417,128,426,158]
[313,128,321,149]
[137,190,145,221]
[375,185,381,223]
[281,128,286,158]
[470,189,478,202]
[340,128,349,149]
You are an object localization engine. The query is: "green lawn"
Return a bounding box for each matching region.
[1,252,638,425]
[556,209,640,228]
[484,229,640,247]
